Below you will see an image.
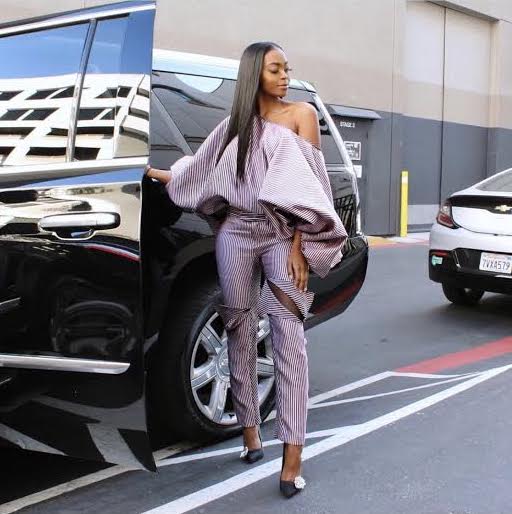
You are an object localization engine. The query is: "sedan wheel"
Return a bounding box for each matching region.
[442,283,484,306]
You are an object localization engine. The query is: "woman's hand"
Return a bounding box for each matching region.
[287,244,309,292]
[145,165,171,184]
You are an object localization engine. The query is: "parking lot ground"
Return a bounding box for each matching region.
[2,241,512,514]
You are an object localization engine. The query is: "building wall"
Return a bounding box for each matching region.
[0,0,511,234]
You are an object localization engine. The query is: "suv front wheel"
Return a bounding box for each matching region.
[150,278,275,441]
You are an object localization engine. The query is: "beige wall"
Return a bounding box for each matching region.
[403,1,445,121]
[444,7,492,127]
[489,18,512,129]
[153,0,397,112]
[0,0,83,21]
[0,0,399,112]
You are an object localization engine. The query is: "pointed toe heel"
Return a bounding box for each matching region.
[279,443,306,498]
[279,476,306,498]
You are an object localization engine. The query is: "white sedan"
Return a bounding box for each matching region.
[429,168,512,305]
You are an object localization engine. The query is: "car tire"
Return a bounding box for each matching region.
[148,277,275,442]
[441,283,484,306]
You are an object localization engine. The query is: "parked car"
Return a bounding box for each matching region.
[429,168,512,305]
[0,1,368,471]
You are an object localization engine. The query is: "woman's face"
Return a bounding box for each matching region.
[259,47,291,98]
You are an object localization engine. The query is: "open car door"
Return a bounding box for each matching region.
[0,1,156,470]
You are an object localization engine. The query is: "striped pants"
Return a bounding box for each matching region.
[215,207,315,445]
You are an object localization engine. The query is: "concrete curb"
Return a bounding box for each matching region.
[368,232,430,247]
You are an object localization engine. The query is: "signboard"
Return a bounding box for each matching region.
[345,141,361,161]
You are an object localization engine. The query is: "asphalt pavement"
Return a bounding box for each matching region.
[2,239,512,514]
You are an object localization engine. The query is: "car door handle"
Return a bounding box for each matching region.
[39,212,120,231]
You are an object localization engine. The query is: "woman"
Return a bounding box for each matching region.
[146,42,347,498]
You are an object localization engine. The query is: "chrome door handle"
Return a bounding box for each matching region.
[39,212,120,231]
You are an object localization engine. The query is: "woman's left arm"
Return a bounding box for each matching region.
[286,103,322,292]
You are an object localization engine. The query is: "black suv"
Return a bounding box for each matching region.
[0,1,368,471]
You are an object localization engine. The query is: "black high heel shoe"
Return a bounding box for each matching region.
[279,443,306,498]
[239,426,264,464]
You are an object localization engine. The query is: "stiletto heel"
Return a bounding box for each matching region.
[279,443,306,498]
[240,426,264,464]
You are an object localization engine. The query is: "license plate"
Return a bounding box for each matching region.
[479,252,512,274]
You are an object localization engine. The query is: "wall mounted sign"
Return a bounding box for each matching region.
[345,141,361,161]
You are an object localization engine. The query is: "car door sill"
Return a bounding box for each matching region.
[0,354,130,374]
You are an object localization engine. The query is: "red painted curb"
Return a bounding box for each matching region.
[396,337,512,374]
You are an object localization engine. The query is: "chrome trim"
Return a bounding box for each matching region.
[152,48,305,88]
[0,354,130,374]
[0,297,20,314]
[0,156,147,185]
[299,79,317,93]
[39,212,118,230]
[0,3,155,37]
[67,20,97,161]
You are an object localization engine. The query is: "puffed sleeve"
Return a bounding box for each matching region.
[165,116,230,209]
[258,131,348,278]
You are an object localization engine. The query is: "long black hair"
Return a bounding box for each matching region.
[215,41,283,183]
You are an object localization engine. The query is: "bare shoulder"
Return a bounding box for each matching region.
[292,102,321,149]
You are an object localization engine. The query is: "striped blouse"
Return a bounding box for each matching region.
[165,114,348,278]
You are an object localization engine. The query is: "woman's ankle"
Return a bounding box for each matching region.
[243,425,261,449]
[281,443,303,480]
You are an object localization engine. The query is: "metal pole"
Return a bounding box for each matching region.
[400,170,409,237]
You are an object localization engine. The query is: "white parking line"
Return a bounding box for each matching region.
[0,443,197,514]
[141,364,512,514]
[308,372,481,409]
[265,371,393,421]
[158,371,479,467]
[157,427,349,468]
[0,367,496,513]
[0,371,394,512]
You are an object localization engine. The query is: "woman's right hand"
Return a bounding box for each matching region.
[145,165,171,184]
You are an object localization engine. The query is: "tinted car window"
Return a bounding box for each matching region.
[152,72,232,157]
[74,17,129,161]
[476,170,512,193]
[149,92,188,169]
[0,23,88,166]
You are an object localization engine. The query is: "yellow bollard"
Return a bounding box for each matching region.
[400,170,409,237]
